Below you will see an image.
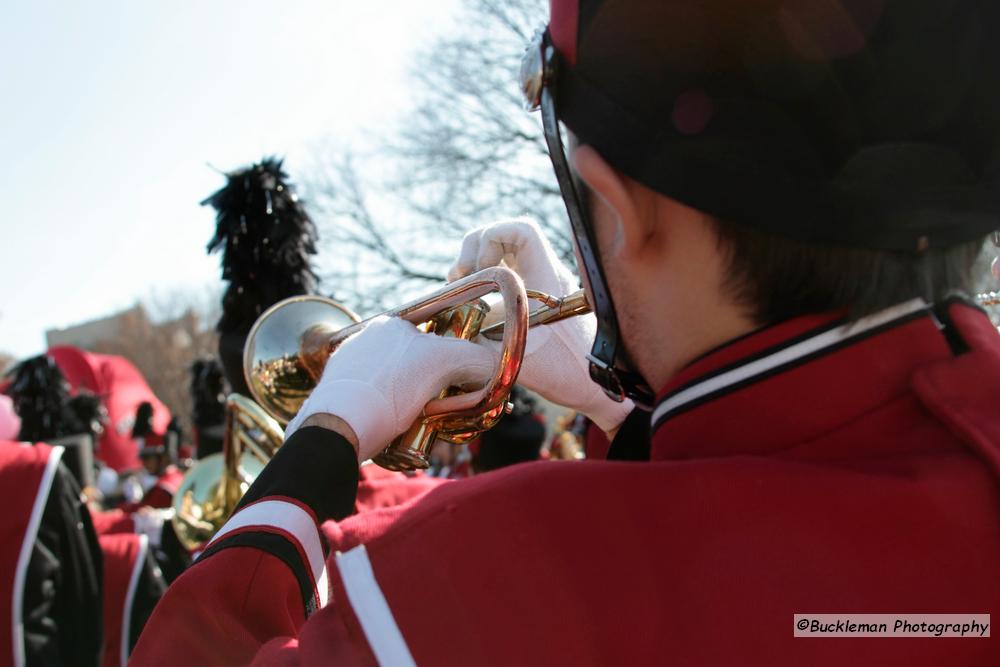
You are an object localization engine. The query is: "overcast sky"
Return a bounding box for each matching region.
[0,0,460,358]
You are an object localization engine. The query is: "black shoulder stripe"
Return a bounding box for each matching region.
[198,531,318,617]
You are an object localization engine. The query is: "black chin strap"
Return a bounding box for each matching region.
[540,41,655,409]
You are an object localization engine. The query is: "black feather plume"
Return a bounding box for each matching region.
[203,157,319,394]
[8,355,87,442]
[203,157,318,335]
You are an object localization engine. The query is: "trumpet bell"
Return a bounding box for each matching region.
[244,296,361,424]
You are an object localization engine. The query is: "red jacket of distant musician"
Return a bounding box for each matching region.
[353,465,446,515]
[99,533,149,667]
[131,299,1000,666]
[0,442,64,667]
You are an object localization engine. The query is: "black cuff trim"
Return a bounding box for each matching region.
[237,426,360,522]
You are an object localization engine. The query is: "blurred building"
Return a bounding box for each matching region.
[46,306,149,350]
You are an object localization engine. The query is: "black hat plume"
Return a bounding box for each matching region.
[7,355,87,442]
[203,157,319,394]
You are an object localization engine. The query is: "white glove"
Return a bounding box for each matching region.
[284,316,498,462]
[448,218,634,432]
[133,508,167,548]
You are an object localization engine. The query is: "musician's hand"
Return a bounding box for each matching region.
[284,316,497,462]
[449,218,634,432]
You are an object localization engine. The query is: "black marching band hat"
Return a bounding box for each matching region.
[544,0,1000,253]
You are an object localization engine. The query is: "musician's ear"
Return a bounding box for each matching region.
[571,144,654,261]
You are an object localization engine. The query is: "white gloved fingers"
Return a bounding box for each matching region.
[448,219,540,280]
[448,227,485,282]
[474,218,542,271]
[284,316,416,448]
[285,315,504,462]
[474,230,522,274]
[410,334,499,393]
[478,219,580,297]
[509,310,635,432]
[448,217,576,293]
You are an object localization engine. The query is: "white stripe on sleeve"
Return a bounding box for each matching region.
[336,545,417,667]
[207,499,329,608]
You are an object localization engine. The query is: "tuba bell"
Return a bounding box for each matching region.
[171,393,284,551]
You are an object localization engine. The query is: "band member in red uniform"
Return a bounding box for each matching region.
[98,533,166,667]
[3,359,166,664]
[123,402,183,511]
[1,441,103,667]
[134,1,1000,664]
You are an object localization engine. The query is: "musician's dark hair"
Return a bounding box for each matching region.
[711,220,986,324]
[131,401,155,439]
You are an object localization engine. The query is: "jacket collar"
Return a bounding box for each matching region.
[649,298,960,461]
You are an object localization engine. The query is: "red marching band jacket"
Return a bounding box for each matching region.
[0,442,65,667]
[98,533,150,667]
[132,300,1000,665]
[0,443,152,667]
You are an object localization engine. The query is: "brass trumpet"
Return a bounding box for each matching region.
[243,266,591,471]
[245,266,527,470]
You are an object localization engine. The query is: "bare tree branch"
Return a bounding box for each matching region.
[305,0,571,315]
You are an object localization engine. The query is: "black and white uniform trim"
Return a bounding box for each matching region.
[196,427,360,617]
[11,446,64,667]
[118,534,149,667]
[650,299,933,431]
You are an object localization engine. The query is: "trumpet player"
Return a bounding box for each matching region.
[135,0,1000,664]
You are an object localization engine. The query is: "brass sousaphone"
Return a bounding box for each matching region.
[171,393,284,551]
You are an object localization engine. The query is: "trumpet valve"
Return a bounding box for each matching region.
[373,300,490,470]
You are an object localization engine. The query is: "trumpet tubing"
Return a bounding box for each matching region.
[479,289,590,340]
